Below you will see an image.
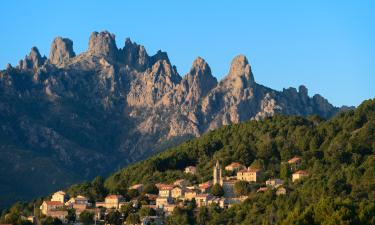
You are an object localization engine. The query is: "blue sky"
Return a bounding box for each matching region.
[0,1,374,106]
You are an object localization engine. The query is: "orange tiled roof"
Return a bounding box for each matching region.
[106,194,123,199]
[226,162,243,168]
[160,185,174,190]
[288,156,302,164]
[294,170,308,175]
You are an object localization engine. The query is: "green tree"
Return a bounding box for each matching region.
[139,207,156,217]
[42,217,63,225]
[79,210,94,225]
[234,181,251,196]
[280,162,290,180]
[66,208,76,223]
[210,184,224,197]
[142,183,159,195]
[106,210,122,225]
[126,213,140,225]
[127,189,140,199]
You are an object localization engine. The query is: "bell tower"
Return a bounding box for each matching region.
[213,160,223,185]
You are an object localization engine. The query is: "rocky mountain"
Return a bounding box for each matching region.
[0,31,339,208]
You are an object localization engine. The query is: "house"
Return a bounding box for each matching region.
[207,197,228,208]
[237,168,261,182]
[51,191,68,203]
[40,201,64,215]
[46,211,68,223]
[288,156,302,170]
[163,204,177,214]
[256,187,269,193]
[173,179,189,187]
[184,166,197,174]
[195,194,212,207]
[65,195,89,207]
[129,184,144,192]
[145,194,158,204]
[225,162,245,171]
[96,195,126,209]
[276,187,287,196]
[292,170,309,182]
[171,186,185,199]
[159,185,174,198]
[266,179,284,188]
[155,197,172,208]
[184,189,197,200]
[72,203,88,217]
[198,181,212,193]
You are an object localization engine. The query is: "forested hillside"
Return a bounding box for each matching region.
[2,99,374,225]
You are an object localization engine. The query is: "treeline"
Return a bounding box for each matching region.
[1,99,374,224]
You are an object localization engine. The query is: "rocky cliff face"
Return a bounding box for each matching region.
[0,31,339,207]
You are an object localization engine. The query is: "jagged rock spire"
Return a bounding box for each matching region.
[182,57,217,103]
[88,31,118,61]
[49,37,75,65]
[19,47,45,70]
[121,38,150,70]
[227,55,255,86]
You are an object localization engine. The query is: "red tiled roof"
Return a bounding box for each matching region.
[226,162,243,168]
[160,185,174,190]
[248,168,261,172]
[106,194,123,199]
[294,170,308,175]
[288,156,302,164]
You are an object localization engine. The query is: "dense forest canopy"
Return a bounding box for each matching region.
[2,99,374,225]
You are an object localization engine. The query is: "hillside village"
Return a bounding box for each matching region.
[34,156,308,224]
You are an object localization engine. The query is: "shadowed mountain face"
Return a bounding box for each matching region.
[0,31,338,207]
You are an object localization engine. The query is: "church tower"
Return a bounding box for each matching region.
[213,160,223,185]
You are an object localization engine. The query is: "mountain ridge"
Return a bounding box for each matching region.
[0,30,340,208]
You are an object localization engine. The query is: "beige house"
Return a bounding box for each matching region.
[40,201,64,215]
[266,179,284,188]
[163,204,177,214]
[156,197,172,208]
[171,186,185,199]
[198,181,212,193]
[184,166,197,174]
[288,156,302,170]
[195,194,212,207]
[47,211,68,222]
[276,187,287,196]
[96,195,125,209]
[51,191,67,203]
[159,186,173,198]
[184,189,197,200]
[225,162,245,171]
[292,170,309,182]
[65,195,89,207]
[208,197,228,208]
[237,168,261,182]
